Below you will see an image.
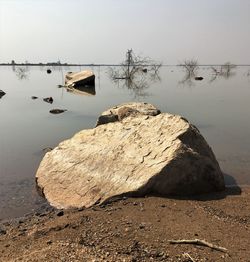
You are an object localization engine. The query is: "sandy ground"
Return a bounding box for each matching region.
[0,186,249,262]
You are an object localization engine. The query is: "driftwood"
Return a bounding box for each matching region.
[169,239,228,253]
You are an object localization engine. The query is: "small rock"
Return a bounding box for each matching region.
[47,69,52,74]
[0,90,6,99]
[49,109,67,114]
[56,210,64,217]
[31,96,38,99]
[139,223,146,229]
[43,97,53,103]
[195,76,204,81]
[47,240,52,245]
[0,228,6,235]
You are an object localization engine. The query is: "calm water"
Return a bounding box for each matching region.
[0,65,250,219]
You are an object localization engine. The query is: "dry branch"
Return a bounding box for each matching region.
[169,239,228,253]
[183,252,195,262]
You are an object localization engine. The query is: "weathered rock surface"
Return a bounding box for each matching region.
[36,102,225,209]
[96,102,161,126]
[65,70,95,88]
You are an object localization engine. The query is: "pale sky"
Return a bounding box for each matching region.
[0,0,250,64]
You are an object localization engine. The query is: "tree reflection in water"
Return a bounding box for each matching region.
[179,61,237,86]
[209,63,236,83]
[108,49,162,98]
[12,66,30,80]
[178,59,199,87]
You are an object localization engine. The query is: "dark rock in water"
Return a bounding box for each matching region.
[49,109,67,114]
[43,97,53,104]
[195,76,204,81]
[31,96,38,100]
[142,68,148,73]
[47,69,52,74]
[0,90,6,99]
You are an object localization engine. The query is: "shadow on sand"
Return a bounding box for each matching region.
[164,172,242,202]
[104,172,242,205]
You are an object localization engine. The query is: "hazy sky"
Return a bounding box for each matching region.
[0,0,250,64]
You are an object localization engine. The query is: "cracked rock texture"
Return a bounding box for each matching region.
[36,102,225,209]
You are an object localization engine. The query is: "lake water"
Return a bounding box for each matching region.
[0,65,250,220]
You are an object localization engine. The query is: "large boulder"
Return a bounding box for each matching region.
[36,102,225,209]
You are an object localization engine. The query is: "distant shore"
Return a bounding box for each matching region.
[1,63,250,67]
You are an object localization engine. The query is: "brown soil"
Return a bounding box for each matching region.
[0,186,249,262]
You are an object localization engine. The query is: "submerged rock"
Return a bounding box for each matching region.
[0,90,6,99]
[195,76,204,81]
[36,102,225,209]
[49,109,67,114]
[43,97,53,104]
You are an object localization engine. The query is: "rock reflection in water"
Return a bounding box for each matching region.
[66,85,96,96]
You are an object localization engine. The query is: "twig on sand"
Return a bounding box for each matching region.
[183,252,195,262]
[169,239,228,253]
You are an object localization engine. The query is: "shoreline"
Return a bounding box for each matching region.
[0,187,249,261]
[1,184,249,222]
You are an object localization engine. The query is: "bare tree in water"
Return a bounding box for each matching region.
[108,49,162,98]
[179,59,199,86]
[210,62,236,82]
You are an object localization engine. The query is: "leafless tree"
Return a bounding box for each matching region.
[178,59,199,87]
[179,59,199,77]
[209,62,236,82]
[108,49,162,98]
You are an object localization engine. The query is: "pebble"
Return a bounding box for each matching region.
[0,228,6,235]
[56,210,64,217]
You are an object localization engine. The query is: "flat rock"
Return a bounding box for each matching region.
[65,70,95,87]
[36,102,225,209]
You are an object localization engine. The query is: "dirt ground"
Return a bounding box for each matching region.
[0,186,249,262]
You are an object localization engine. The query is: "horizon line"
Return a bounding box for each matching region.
[1,63,250,67]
